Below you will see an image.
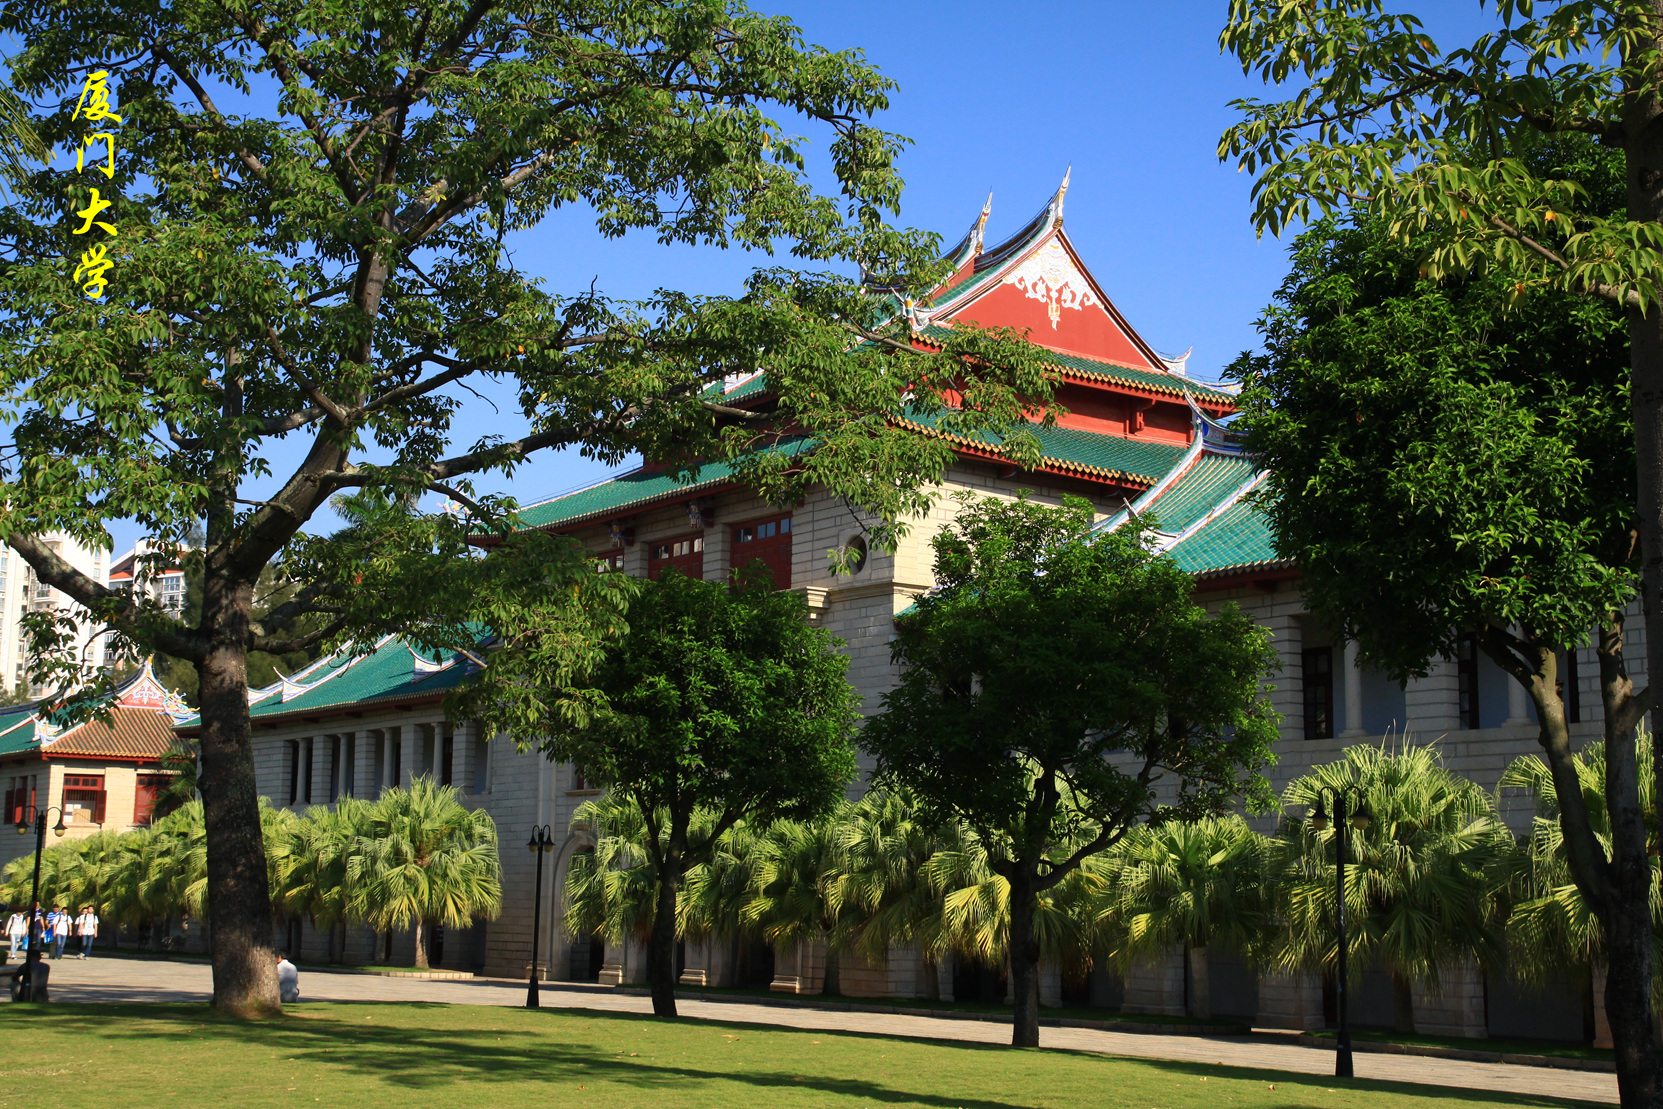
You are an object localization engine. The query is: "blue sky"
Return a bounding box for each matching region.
[107,1,1503,553]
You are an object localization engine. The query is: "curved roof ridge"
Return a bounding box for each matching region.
[1099,436,1207,532]
[1158,469,1269,554]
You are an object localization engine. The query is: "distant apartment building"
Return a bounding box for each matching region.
[0,535,110,697]
[107,541,188,615]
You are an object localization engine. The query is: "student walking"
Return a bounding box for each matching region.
[49,906,70,960]
[4,908,24,961]
[74,907,98,959]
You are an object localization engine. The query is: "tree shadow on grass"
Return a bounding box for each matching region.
[4,1003,1600,1109]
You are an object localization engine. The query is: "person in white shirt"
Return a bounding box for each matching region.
[277,952,300,1004]
[74,908,98,959]
[49,906,71,960]
[4,909,25,961]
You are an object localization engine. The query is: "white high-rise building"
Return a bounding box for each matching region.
[0,534,111,696]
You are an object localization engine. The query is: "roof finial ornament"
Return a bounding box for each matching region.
[1054,166,1071,226]
[972,192,992,255]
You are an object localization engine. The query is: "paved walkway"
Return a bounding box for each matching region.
[19,954,1616,1105]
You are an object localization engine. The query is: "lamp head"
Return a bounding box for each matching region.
[526,832,539,854]
[1350,804,1373,832]
[52,812,66,837]
[1309,798,1330,832]
[14,816,26,835]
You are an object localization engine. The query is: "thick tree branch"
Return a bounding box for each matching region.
[6,533,204,662]
[1486,214,1645,309]
[150,39,270,180]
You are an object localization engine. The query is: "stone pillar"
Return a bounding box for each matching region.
[1256,969,1325,1031]
[1187,947,1211,1020]
[1340,639,1366,737]
[1593,963,1614,1049]
[770,939,826,995]
[377,729,394,793]
[452,721,476,795]
[617,520,648,578]
[680,936,736,988]
[1412,959,1487,1038]
[309,735,331,806]
[936,950,956,1003]
[1506,665,1532,726]
[1264,613,1304,742]
[1121,946,1186,1017]
[1405,659,1461,737]
[352,731,377,799]
[1038,958,1063,1009]
[700,508,730,585]
[599,937,647,986]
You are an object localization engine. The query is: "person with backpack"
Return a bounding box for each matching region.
[74,907,98,959]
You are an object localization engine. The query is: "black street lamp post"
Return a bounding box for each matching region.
[1309,786,1371,1079]
[525,824,554,1009]
[14,804,67,1002]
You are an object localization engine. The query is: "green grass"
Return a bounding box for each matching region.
[653,983,1241,1027]
[1305,1028,1612,1063]
[0,1001,1598,1109]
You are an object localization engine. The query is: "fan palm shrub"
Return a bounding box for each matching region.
[1502,737,1662,991]
[349,778,500,969]
[1267,743,1515,1033]
[275,799,372,962]
[1094,814,1267,1019]
[744,811,849,994]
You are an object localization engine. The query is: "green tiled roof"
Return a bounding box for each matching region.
[1139,453,1258,534]
[512,437,815,532]
[894,410,1188,486]
[1166,495,1285,577]
[250,639,456,720]
[0,713,36,757]
[928,263,1004,309]
[912,324,1235,406]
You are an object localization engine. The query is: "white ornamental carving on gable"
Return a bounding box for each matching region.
[1004,239,1096,329]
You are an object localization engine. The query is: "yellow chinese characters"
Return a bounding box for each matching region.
[70,71,121,299]
[73,243,113,299]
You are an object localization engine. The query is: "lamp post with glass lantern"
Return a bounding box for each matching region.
[1308,786,1372,1079]
[525,824,554,1008]
[14,804,67,1002]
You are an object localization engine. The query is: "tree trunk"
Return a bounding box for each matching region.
[413,920,428,969]
[196,604,280,1015]
[823,944,842,998]
[1008,872,1041,1047]
[1392,971,1416,1036]
[646,823,686,1018]
[1624,24,1663,1105]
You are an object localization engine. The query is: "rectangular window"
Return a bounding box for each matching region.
[648,534,705,581]
[1302,647,1334,740]
[134,774,169,825]
[301,737,314,804]
[342,734,356,798]
[62,775,107,825]
[287,740,301,805]
[596,552,624,572]
[1457,633,1480,730]
[328,735,341,800]
[440,730,454,788]
[730,513,793,589]
[471,733,489,794]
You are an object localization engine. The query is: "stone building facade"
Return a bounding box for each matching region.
[208,183,1609,1042]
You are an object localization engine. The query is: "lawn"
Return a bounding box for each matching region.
[0,1002,1598,1109]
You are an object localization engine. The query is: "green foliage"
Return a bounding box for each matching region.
[1219,1,1658,309]
[1267,745,1515,994]
[2,779,499,962]
[522,570,861,832]
[1094,815,1267,971]
[1232,167,1633,674]
[1502,738,1663,986]
[865,494,1280,872]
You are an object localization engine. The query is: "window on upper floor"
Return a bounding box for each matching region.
[649,534,704,581]
[731,513,792,589]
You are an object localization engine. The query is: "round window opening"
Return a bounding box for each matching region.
[844,535,868,574]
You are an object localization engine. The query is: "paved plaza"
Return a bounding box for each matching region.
[6,954,1617,1105]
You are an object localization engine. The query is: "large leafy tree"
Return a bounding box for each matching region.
[518,569,859,1018]
[1218,10,1663,1097]
[0,0,1053,1013]
[1227,156,1657,1087]
[861,494,1280,1048]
